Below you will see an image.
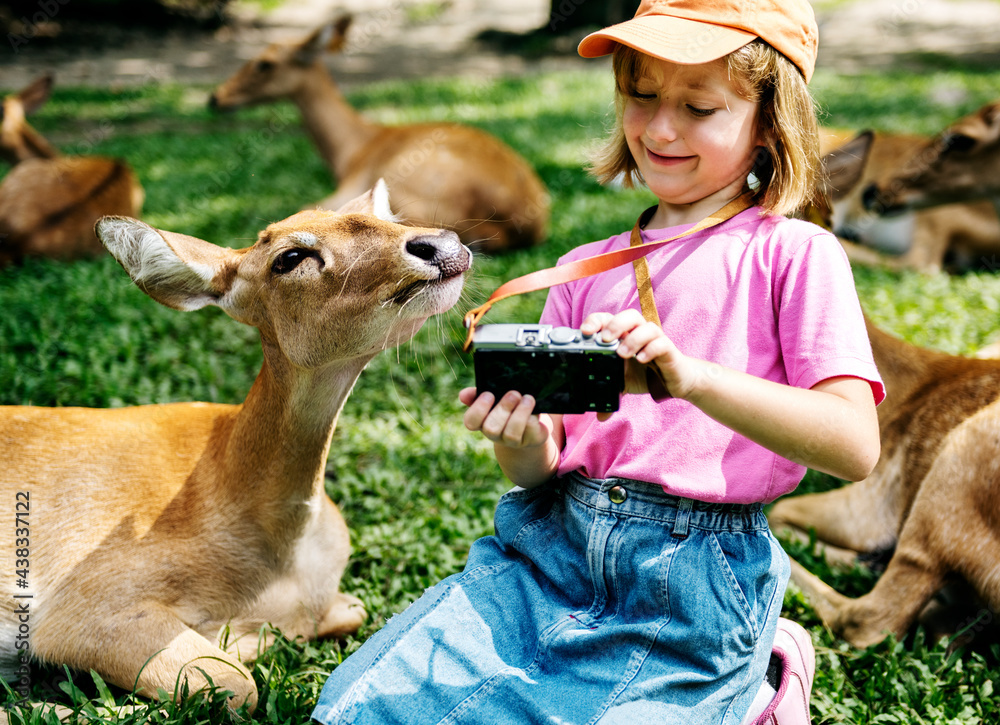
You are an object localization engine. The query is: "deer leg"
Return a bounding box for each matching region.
[33,602,257,712]
[790,550,946,649]
[219,591,366,663]
[316,591,367,636]
[769,478,901,567]
[218,493,366,661]
[789,511,948,649]
[895,219,949,273]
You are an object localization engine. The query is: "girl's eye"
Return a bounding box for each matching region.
[687,105,716,118]
[630,90,657,101]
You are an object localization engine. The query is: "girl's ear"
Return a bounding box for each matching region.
[748,146,773,192]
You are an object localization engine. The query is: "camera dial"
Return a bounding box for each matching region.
[548,327,579,345]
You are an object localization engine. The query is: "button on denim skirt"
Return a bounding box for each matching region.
[312,472,789,725]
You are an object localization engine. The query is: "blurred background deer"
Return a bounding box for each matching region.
[0,182,470,714]
[818,127,1000,274]
[209,16,550,255]
[863,98,1000,217]
[0,74,144,266]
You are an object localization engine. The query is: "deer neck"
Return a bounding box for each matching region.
[222,339,372,535]
[1,122,59,165]
[292,68,380,181]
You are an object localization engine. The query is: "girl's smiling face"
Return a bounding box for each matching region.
[623,56,761,224]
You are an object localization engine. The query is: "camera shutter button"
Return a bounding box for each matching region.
[549,326,579,345]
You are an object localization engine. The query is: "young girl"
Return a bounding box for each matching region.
[311,1,884,723]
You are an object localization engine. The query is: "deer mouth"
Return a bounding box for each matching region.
[384,267,466,307]
[383,259,471,313]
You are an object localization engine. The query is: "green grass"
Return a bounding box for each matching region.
[3,65,1000,723]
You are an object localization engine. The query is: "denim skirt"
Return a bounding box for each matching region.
[312,472,789,725]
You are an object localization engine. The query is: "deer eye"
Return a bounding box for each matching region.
[941,132,976,155]
[272,249,322,275]
[255,60,276,74]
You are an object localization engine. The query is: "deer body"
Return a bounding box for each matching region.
[0,182,470,712]
[820,128,1000,273]
[209,16,549,254]
[0,75,144,265]
[769,317,1000,648]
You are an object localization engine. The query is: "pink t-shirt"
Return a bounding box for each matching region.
[539,207,885,504]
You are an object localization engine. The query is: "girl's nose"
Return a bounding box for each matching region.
[645,103,679,142]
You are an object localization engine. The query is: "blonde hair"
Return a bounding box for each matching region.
[589,40,821,217]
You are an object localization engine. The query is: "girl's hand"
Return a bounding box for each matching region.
[581,309,703,401]
[459,387,564,488]
[459,387,552,449]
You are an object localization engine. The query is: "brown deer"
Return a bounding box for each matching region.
[208,16,549,254]
[0,74,144,265]
[768,316,1000,648]
[0,181,470,715]
[863,98,1000,217]
[0,74,59,165]
[819,128,1000,273]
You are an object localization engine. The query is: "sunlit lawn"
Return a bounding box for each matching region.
[2,64,999,723]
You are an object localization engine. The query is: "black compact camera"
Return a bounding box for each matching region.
[470,324,623,413]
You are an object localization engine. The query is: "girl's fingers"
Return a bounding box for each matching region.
[462,390,496,431]
[499,395,539,447]
[618,321,669,359]
[458,386,479,407]
[478,391,537,446]
[633,333,677,364]
[580,312,614,336]
[599,309,646,342]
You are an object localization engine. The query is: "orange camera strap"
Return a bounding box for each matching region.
[462,194,752,352]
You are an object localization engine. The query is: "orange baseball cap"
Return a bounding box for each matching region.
[578,0,819,82]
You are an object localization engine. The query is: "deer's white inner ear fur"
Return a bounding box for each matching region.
[371,179,397,222]
[97,217,218,311]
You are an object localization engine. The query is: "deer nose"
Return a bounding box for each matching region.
[405,232,470,278]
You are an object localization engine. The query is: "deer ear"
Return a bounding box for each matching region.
[334,179,397,222]
[980,101,1000,140]
[18,74,54,116]
[328,14,352,52]
[297,15,350,64]
[822,130,874,201]
[95,216,239,311]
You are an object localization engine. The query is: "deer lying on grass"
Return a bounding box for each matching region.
[819,128,1000,273]
[863,98,1000,217]
[768,315,1000,648]
[0,74,144,265]
[208,15,549,254]
[0,181,470,715]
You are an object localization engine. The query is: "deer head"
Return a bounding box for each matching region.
[95,179,470,368]
[863,99,1000,214]
[0,73,59,165]
[209,16,353,110]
